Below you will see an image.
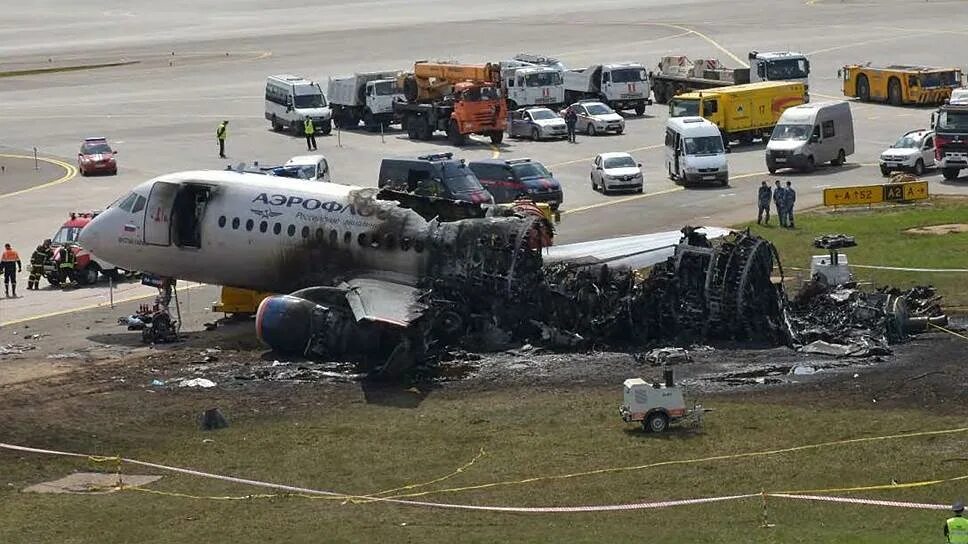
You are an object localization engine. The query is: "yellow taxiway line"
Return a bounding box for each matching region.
[0,154,78,200]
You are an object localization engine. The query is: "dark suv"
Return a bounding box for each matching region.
[378,153,493,204]
[467,158,563,210]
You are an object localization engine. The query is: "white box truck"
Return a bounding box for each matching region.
[564,63,652,115]
[327,71,403,131]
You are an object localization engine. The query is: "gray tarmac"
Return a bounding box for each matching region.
[1,0,967,334]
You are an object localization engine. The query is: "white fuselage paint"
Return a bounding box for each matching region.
[80,170,430,292]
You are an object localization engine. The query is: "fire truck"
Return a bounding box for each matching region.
[44,212,128,286]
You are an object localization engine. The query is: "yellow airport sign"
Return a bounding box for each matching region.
[823,181,929,207]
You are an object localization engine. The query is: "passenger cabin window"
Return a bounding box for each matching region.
[822,120,835,139]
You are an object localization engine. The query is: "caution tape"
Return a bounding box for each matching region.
[768,494,949,511]
[380,426,968,500]
[929,322,968,342]
[0,442,962,514]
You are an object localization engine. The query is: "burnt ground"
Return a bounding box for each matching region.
[1,310,966,442]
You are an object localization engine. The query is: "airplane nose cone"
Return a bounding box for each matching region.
[78,217,103,254]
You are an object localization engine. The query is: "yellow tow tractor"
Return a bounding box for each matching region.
[839,64,963,106]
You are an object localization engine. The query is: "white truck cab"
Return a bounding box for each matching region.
[748,51,810,92]
[265,74,333,135]
[564,63,652,115]
[500,62,565,109]
[665,116,729,186]
[328,72,403,130]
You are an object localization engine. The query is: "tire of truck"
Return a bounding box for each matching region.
[832,148,846,166]
[644,411,669,433]
[320,119,332,136]
[739,132,754,146]
[364,109,378,132]
[490,130,504,145]
[942,167,960,180]
[913,158,925,176]
[270,115,283,131]
[856,74,871,102]
[418,119,434,140]
[447,120,465,146]
[653,84,666,104]
[78,264,99,285]
[888,77,902,106]
[508,100,519,111]
[634,102,646,116]
[406,119,420,139]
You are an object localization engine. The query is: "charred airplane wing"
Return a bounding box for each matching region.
[341,277,428,327]
[543,227,732,270]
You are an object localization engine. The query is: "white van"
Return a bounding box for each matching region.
[766,101,854,173]
[265,74,333,135]
[664,117,729,186]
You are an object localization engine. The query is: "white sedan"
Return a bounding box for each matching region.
[572,101,625,136]
[591,152,643,194]
[879,129,935,176]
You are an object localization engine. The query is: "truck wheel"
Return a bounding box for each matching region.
[586,124,596,136]
[888,78,902,106]
[364,110,378,132]
[831,149,846,166]
[942,167,960,180]
[739,132,754,146]
[320,120,332,136]
[634,102,646,116]
[644,412,669,433]
[79,264,99,285]
[490,130,504,145]
[448,120,465,146]
[913,159,925,176]
[856,74,870,102]
[406,122,419,139]
[418,120,433,141]
[508,100,519,111]
[271,115,282,131]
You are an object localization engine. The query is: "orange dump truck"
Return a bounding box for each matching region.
[393,62,506,146]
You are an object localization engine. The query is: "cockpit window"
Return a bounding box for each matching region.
[117,193,138,212]
[132,195,147,213]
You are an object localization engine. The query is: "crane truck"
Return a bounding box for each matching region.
[563,62,651,115]
[328,71,404,131]
[651,51,810,104]
[393,62,506,146]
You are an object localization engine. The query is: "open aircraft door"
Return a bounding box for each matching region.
[143,181,179,246]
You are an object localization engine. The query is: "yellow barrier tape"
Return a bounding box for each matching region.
[929,322,968,342]
[778,473,968,495]
[382,426,968,500]
[364,447,487,500]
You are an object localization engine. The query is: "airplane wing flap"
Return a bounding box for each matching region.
[342,278,428,327]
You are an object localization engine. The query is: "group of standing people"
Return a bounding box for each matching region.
[757,180,797,228]
[0,240,76,297]
[216,117,320,158]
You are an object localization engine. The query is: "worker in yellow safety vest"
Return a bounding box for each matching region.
[216,120,228,158]
[947,501,968,543]
[304,117,317,151]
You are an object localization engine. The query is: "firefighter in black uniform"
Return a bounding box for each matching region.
[27,239,52,290]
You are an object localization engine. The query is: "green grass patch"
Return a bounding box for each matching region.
[741,197,968,307]
[1,387,964,543]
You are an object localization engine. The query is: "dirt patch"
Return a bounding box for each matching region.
[23,472,162,494]
[905,223,968,235]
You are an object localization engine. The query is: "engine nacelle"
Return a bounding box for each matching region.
[255,295,320,354]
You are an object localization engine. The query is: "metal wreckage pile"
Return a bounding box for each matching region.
[316,220,946,377]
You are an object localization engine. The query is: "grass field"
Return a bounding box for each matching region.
[1,385,965,543]
[743,196,968,307]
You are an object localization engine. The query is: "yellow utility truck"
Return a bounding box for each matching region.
[840,64,962,106]
[668,81,807,145]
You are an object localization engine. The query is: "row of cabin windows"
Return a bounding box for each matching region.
[216,215,424,252]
